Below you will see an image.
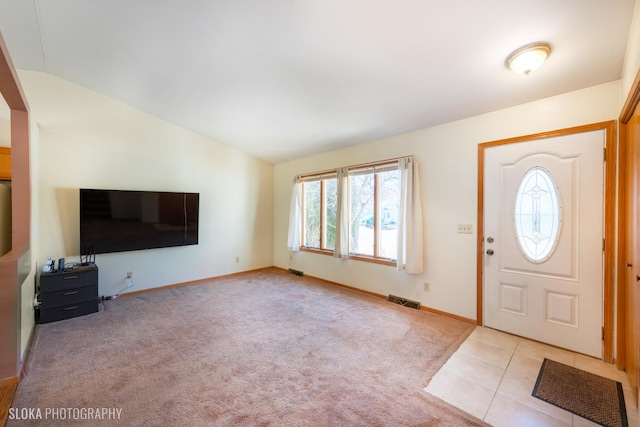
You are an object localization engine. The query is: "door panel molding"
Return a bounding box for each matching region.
[477,120,617,362]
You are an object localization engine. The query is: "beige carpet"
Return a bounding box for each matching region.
[10,268,485,426]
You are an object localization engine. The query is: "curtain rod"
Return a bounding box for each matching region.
[296,155,414,179]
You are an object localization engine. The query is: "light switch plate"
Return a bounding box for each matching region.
[457,224,473,234]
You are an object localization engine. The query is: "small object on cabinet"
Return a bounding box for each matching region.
[42,257,54,273]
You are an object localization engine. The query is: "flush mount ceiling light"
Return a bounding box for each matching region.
[506,42,551,75]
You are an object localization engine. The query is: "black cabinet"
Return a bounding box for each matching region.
[39,265,99,323]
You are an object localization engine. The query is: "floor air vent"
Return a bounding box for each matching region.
[287,268,304,277]
[388,294,420,310]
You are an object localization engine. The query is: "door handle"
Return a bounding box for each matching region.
[486,249,494,256]
[627,263,633,268]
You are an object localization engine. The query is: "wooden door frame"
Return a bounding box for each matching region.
[617,69,640,371]
[476,121,617,363]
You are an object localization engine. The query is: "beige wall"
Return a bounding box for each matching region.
[622,0,640,98]
[20,71,273,298]
[0,97,8,147]
[21,122,39,358]
[273,81,621,320]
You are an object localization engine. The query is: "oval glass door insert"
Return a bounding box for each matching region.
[513,166,561,263]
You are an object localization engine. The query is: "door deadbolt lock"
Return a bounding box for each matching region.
[487,237,494,243]
[486,249,494,256]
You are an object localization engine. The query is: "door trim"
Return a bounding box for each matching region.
[477,121,617,362]
[617,67,640,373]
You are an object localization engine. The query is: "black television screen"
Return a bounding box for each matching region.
[80,189,199,254]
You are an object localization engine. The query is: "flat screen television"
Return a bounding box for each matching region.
[80,189,199,255]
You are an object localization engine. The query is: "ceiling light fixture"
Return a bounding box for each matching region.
[506,42,551,75]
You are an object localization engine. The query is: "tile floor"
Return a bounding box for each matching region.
[425,327,639,426]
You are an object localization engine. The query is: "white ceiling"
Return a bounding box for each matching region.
[0,1,635,163]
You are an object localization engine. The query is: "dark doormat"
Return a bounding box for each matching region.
[532,358,628,427]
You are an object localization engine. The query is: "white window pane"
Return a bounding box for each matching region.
[378,169,400,260]
[304,181,321,248]
[350,173,374,256]
[324,178,337,251]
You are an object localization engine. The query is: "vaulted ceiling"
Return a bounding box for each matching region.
[0,1,635,163]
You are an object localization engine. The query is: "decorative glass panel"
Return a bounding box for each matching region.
[514,167,561,262]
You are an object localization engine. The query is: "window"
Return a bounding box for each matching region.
[301,174,337,251]
[349,165,400,261]
[349,171,374,256]
[289,156,423,273]
[300,161,400,264]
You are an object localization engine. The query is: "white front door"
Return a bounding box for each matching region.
[483,130,604,358]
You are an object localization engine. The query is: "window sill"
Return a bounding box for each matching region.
[349,254,396,267]
[299,247,397,267]
[300,247,333,256]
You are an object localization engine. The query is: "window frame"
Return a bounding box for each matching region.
[299,160,400,267]
[300,171,337,253]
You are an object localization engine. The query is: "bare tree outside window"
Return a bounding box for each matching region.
[302,177,337,251]
[378,169,400,259]
[324,178,337,250]
[304,181,321,248]
[350,173,374,255]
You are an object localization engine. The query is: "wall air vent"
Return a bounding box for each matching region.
[388,294,420,310]
[287,268,304,277]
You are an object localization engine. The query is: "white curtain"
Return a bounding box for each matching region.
[287,177,302,251]
[397,157,424,274]
[333,168,349,258]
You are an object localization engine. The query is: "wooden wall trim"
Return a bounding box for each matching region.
[477,121,617,362]
[621,69,640,124]
[272,266,477,324]
[120,267,276,298]
[120,264,478,324]
[617,123,628,370]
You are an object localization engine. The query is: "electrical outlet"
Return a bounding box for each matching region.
[235,257,239,263]
[424,282,430,292]
[457,224,473,234]
[127,271,133,279]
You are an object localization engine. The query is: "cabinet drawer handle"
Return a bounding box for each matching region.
[63,275,78,280]
[64,291,78,295]
[64,306,78,311]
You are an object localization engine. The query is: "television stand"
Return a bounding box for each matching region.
[38,265,99,323]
